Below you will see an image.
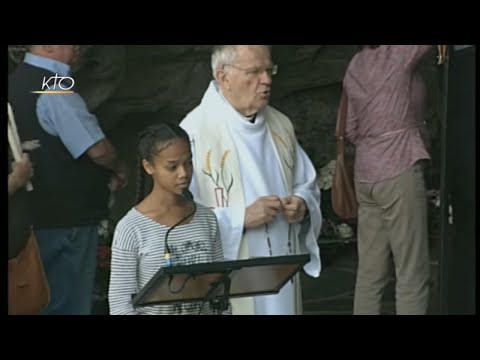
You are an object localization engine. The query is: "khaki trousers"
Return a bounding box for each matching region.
[354,162,430,315]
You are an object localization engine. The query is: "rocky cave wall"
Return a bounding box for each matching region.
[8,45,443,221]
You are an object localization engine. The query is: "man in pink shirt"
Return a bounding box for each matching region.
[342,45,434,315]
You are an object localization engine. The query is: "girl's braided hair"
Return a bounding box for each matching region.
[135,122,190,204]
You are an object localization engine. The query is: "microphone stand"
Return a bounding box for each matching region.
[205,271,232,315]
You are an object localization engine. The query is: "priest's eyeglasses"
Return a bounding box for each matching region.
[223,63,278,77]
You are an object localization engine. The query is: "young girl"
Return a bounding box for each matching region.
[108,122,224,315]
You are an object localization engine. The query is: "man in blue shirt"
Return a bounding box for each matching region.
[8,45,128,315]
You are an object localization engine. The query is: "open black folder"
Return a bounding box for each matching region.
[132,254,309,313]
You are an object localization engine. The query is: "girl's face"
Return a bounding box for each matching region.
[142,138,193,196]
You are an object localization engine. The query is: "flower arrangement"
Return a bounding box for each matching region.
[317,160,336,191]
[316,160,356,241]
[97,219,115,268]
[427,189,453,225]
[93,217,116,313]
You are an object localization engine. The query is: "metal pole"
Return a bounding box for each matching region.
[437,47,450,315]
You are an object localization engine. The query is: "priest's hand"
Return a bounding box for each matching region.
[281,195,307,224]
[244,196,283,229]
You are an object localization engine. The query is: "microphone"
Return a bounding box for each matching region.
[182,189,194,202]
[164,189,197,266]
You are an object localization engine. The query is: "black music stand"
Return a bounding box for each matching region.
[132,254,309,315]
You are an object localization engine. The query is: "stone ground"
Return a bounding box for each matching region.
[301,239,441,315]
[93,238,441,315]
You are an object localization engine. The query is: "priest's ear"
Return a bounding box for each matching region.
[216,66,231,90]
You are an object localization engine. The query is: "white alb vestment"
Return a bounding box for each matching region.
[180,81,321,315]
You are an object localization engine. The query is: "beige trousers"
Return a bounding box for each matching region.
[354,162,430,315]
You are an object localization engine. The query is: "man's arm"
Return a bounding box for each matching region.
[338,80,359,146]
[37,92,128,190]
[392,45,434,70]
[86,138,128,191]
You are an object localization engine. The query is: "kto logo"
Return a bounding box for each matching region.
[31,73,75,94]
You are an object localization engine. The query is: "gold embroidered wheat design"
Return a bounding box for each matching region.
[272,130,293,174]
[202,149,234,207]
[205,149,212,174]
[220,150,233,206]
[220,150,230,170]
[272,130,288,150]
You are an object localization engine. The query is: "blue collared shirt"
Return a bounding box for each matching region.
[24,53,105,159]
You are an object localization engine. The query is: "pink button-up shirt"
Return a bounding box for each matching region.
[342,45,433,183]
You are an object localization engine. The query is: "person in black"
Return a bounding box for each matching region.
[8,45,128,314]
[8,153,34,258]
[8,152,50,315]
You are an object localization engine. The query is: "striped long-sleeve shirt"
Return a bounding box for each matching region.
[108,203,224,315]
